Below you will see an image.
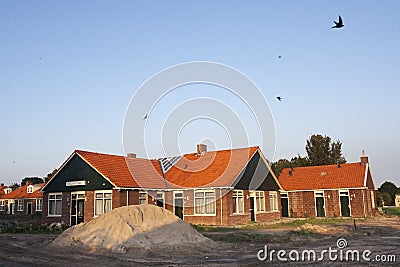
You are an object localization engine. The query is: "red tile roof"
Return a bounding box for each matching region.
[278,163,368,191]
[165,146,259,188]
[0,183,44,200]
[75,150,164,188]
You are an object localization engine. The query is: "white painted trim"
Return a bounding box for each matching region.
[363,163,368,187]
[283,187,368,193]
[48,192,62,217]
[339,189,351,217]
[173,191,184,219]
[257,148,283,190]
[232,190,245,215]
[193,189,217,216]
[93,190,112,217]
[314,190,326,217]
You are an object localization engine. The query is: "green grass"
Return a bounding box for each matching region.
[241,217,356,230]
[382,207,400,216]
[204,232,275,242]
[192,225,234,232]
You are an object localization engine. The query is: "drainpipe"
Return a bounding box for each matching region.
[220,189,223,225]
[362,190,366,217]
[126,190,129,206]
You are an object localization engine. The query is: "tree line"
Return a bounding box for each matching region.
[7,169,58,190]
[271,134,346,177]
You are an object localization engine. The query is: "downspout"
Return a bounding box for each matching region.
[126,190,129,206]
[220,189,223,225]
[362,190,366,217]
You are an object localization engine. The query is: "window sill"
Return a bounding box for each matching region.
[47,215,62,217]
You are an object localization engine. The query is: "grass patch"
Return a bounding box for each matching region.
[382,207,400,216]
[192,225,233,232]
[0,221,68,234]
[242,217,356,230]
[204,232,275,242]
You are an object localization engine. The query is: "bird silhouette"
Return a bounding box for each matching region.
[332,15,344,28]
[143,114,148,120]
[276,96,283,101]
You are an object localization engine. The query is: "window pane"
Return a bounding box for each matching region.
[96,193,103,198]
[95,199,103,215]
[55,200,62,215]
[104,199,112,213]
[105,193,112,198]
[195,198,205,214]
[195,192,204,198]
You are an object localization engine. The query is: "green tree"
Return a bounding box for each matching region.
[271,159,291,177]
[378,181,398,205]
[45,169,58,182]
[21,177,44,186]
[306,134,346,166]
[9,182,20,191]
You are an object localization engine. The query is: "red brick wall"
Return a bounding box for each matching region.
[42,192,70,224]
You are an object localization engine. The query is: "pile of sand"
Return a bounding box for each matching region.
[297,223,348,234]
[49,204,211,253]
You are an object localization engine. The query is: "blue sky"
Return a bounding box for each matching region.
[1,1,399,187]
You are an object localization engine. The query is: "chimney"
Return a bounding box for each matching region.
[127,153,136,158]
[197,144,207,155]
[360,150,368,165]
[0,183,3,187]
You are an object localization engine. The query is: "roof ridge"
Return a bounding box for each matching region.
[281,161,362,171]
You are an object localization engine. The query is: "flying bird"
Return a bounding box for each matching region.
[143,114,148,120]
[276,96,283,101]
[332,15,344,28]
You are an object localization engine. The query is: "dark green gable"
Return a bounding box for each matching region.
[233,151,281,191]
[42,154,114,192]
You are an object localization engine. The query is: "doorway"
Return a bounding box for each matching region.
[339,190,351,217]
[156,192,164,208]
[8,202,14,215]
[281,193,289,217]
[250,196,255,222]
[71,192,85,225]
[27,202,32,215]
[315,191,325,217]
[174,191,184,220]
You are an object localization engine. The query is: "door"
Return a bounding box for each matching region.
[281,196,289,217]
[71,192,85,226]
[9,203,13,215]
[315,192,325,217]
[174,192,184,220]
[27,202,32,215]
[250,197,255,222]
[340,191,351,217]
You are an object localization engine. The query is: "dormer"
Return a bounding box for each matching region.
[27,184,34,194]
[4,188,11,194]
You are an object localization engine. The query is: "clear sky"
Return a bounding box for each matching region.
[1,1,399,187]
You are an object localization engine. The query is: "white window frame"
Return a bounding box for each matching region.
[139,191,148,205]
[27,185,33,194]
[4,188,11,194]
[36,199,43,211]
[255,191,266,212]
[269,191,278,211]
[314,190,326,217]
[94,190,112,217]
[0,200,5,211]
[232,190,244,214]
[339,189,351,217]
[173,191,184,216]
[17,199,24,211]
[48,193,62,217]
[194,190,216,215]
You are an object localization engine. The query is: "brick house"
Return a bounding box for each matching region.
[278,154,377,218]
[41,145,282,225]
[0,183,44,215]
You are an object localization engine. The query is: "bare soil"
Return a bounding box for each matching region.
[0,217,399,266]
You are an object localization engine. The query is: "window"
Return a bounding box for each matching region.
[17,199,24,211]
[0,200,5,211]
[232,190,244,214]
[95,191,112,216]
[4,188,11,194]
[36,199,43,211]
[156,192,164,208]
[27,186,33,194]
[194,190,216,215]
[48,193,62,216]
[255,191,265,212]
[139,191,147,204]
[269,192,278,211]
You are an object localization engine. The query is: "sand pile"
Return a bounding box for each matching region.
[50,204,211,253]
[298,223,348,234]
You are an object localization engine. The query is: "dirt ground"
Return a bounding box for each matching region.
[0,217,399,266]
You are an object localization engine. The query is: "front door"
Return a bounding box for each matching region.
[315,192,325,217]
[27,202,32,215]
[340,190,351,217]
[71,192,85,226]
[8,202,13,215]
[174,192,184,220]
[250,197,255,222]
[281,194,289,217]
